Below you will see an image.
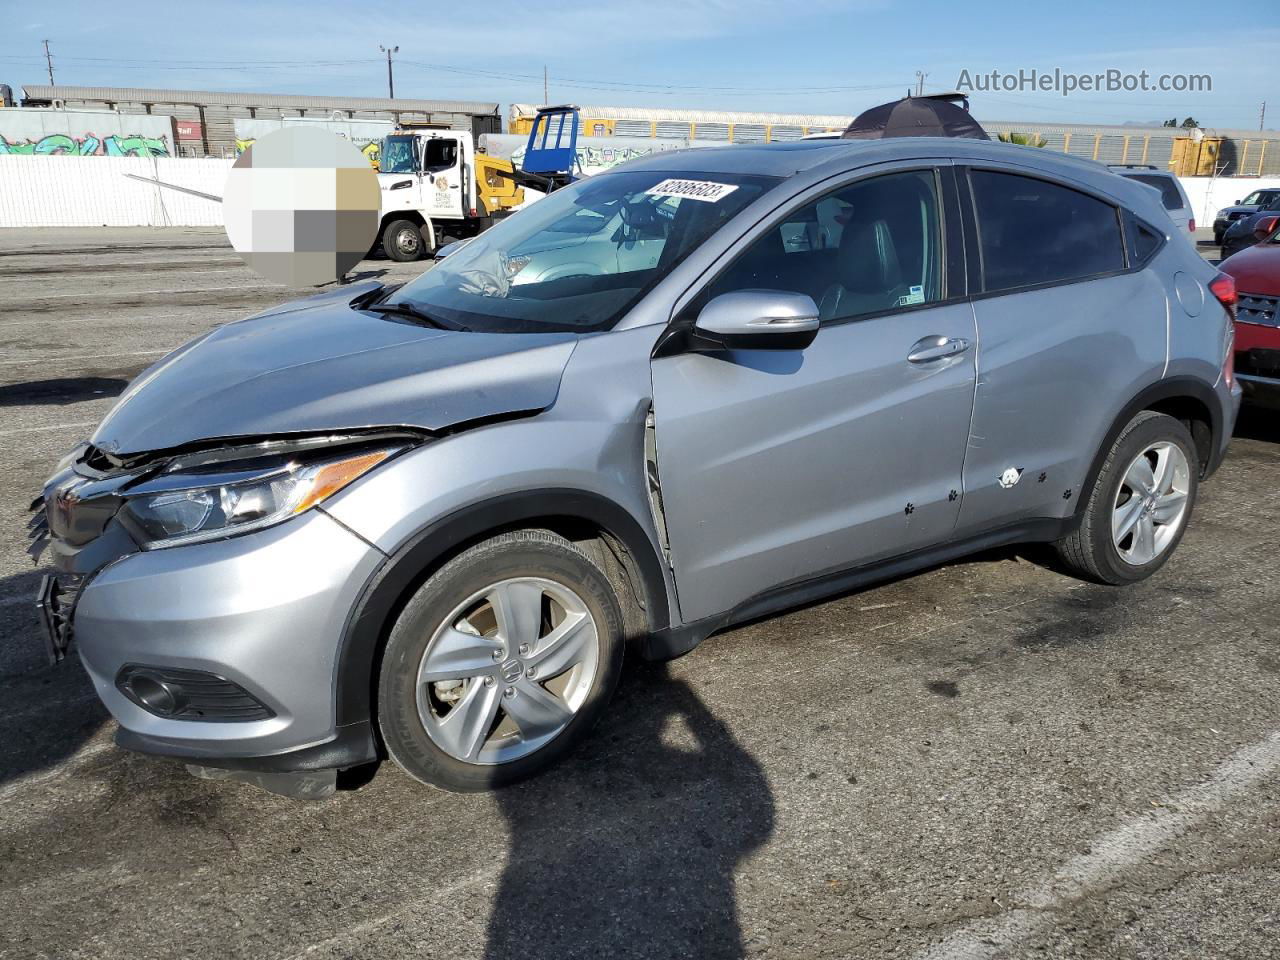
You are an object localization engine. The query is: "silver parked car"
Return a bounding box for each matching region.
[32,138,1241,795]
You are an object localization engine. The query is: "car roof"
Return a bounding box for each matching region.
[615,136,1123,186]
[606,136,1171,225]
[1112,168,1176,178]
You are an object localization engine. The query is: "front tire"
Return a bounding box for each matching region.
[382,218,427,261]
[1055,411,1198,585]
[378,530,624,791]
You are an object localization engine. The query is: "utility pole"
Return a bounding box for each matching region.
[42,39,55,86]
[380,45,398,99]
[1262,101,1268,132]
[914,70,928,97]
[543,65,548,105]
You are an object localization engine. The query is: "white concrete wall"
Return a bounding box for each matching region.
[0,156,231,227]
[4,154,1280,233]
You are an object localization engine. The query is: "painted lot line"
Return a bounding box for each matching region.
[0,268,249,283]
[26,283,279,300]
[0,420,99,438]
[0,349,169,367]
[0,310,246,328]
[917,728,1280,960]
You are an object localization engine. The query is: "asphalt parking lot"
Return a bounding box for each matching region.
[1,227,1277,960]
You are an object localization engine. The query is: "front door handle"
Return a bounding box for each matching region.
[908,335,971,364]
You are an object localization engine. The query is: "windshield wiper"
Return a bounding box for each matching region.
[365,302,468,332]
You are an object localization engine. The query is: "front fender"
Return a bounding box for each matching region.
[327,486,671,728]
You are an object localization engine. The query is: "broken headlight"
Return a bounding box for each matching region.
[121,445,403,549]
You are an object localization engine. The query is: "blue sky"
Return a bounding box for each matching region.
[1,0,1275,130]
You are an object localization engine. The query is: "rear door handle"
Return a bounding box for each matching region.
[908,335,971,364]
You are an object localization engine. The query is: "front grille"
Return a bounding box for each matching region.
[27,499,50,563]
[1237,348,1280,379]
[1238,292,1280,328]
[115,665,276,722]
[36,572,86,663]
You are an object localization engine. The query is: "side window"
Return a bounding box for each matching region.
[1128,216,1164,264]
[701,170,944,322]
[970,170,1125,293]
[423,138,457,170]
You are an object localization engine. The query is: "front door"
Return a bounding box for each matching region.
[651,168,978,623]
[422,134,464,220]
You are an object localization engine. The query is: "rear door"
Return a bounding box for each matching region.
[651,166,978,623]
[956,167,1167,534]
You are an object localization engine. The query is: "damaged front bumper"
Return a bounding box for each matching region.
[28,438,400,788]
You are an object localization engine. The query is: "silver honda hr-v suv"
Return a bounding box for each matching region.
[32,138,1241,795]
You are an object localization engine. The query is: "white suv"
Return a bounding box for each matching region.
[1109,165,1195,235]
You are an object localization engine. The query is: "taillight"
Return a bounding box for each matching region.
[1188,218,1196,233]
[1209,272,1237,320]
[1209,272,1238,389]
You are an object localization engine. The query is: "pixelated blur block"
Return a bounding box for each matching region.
[222,128,380,286]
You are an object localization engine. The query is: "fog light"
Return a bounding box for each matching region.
[120,670,181,716]
[115,664,274,722]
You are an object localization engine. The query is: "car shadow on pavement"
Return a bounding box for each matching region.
[484,661,775,960]
[1234,406,1280,444]
[0,569,108,789]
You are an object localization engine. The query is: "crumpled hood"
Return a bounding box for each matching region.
[91,283,579,455]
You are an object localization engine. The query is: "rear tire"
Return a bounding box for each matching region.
[382,219,427,261]
[378,529,624,792]
[1055,411,1198,585]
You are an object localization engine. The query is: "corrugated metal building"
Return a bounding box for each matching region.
[19,85,501,158]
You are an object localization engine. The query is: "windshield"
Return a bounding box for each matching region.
[387,169,777,333]
[380,135,416,175]
[1241,190,1279,207]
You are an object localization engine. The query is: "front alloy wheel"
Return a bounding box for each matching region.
[378,529,624,791]
[416,577,600,764]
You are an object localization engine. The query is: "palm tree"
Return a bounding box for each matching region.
[997,132,1047,148]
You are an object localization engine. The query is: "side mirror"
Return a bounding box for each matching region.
[694,290,819,350]
[1253,215,1280,242]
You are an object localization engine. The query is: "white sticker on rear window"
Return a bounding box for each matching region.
[644,178,739,203]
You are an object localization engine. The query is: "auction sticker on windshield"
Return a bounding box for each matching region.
[644,179,740,203]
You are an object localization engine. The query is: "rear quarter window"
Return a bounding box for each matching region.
[970,170,1126,293]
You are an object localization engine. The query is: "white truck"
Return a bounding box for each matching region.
[375,127,526,261]
[373,107,733,261]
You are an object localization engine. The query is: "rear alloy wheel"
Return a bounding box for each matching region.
[1055,411,1199,584]
[378,530,624,791]
[1110,441,1191,566]
[382,218,426,261]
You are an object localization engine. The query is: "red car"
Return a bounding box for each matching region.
[1220,215,1280,409]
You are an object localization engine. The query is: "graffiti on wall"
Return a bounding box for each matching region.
[509,141,673,178]
[0,132,172,157]
[235,137,381,168]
